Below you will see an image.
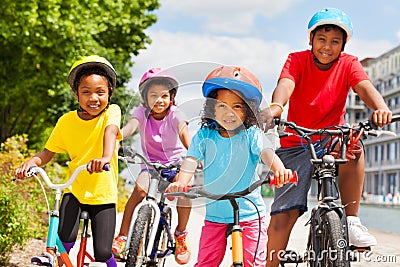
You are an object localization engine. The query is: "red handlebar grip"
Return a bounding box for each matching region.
[269,171,298,186]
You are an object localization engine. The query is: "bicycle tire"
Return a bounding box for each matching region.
[307,210,349,267]
[320,210,348,267]
[125,205,154,267]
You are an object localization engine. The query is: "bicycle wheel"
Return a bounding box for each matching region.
[126,205,154,267]
[320,210,348,267]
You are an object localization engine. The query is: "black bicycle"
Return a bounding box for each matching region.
[118,146,181,267]
[165,172,298,267]
[273,115,400,267]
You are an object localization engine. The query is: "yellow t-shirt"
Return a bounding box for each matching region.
[45,104,122,204]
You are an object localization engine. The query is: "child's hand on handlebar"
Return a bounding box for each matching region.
[87,158,110,174]
[272,169,294,188]
[15,160,39,179]
[370,109,392,128]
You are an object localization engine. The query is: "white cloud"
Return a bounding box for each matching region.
[160,0,304,34]
[130,30,291,97]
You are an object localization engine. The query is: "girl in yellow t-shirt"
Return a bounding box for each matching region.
[15,55,122,267]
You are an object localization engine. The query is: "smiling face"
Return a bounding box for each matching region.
[146,84,171,119]
[75,74,110,119]
[310,26,344,69]
[214,89,245,136]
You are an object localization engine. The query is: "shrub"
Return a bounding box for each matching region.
[0,135,62,265]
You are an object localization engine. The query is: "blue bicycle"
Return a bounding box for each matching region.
[118,146,181,267]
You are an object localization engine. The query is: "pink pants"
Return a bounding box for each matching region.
[194,217,268,267]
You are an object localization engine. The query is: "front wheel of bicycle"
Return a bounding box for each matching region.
[320,210,349,267]
[125,204,154,267]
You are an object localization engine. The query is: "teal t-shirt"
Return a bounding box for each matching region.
[187,126,273,223]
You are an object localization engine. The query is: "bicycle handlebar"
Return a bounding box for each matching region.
[272,115,400,162]
[165,172,298,200]
[118,146,181,171]
[26,163,110,191]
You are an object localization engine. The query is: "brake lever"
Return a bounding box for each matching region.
[372,130,397,137]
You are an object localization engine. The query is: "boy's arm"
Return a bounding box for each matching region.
[353,80,392,127]
[178,121,191,150]
[260,148,292,188]
[261,78,295,125]
[15,149,55,179]
[87,124,119,173]
[168,156,198,192]
[121,118,139,139]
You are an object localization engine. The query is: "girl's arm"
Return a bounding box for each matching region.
[87,124,119,173]
[260,148,292,188]
[178,121,191,149]
[121,118,139,139]
[353,80,392,127]
[168,156,198,192]
[15,149,55,179]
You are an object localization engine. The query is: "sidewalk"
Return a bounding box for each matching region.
[70,198,400,266]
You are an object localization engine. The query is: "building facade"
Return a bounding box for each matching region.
[346,45,400,203]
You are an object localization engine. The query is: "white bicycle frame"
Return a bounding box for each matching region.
[125,175,162,257]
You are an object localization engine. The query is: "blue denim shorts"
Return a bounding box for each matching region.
[270,145,313,217]
[140,168,178,183]
[270,138,333,216]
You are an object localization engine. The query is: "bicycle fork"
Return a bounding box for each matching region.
[126,199,161,255]
[228,199,244,267]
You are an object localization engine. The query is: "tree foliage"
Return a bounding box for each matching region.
[0,0,158,147]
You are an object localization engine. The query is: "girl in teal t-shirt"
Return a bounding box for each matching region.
[168,65,294,267]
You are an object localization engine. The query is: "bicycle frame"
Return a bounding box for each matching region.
[273,116,400,266]
[166,173,298,267]
[119,146,178,266]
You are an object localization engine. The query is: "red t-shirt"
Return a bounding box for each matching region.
[279,50,370,148]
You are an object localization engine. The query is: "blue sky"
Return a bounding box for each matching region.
[125,0,400,124]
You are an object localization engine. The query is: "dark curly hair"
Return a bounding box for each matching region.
[201,89,262,130]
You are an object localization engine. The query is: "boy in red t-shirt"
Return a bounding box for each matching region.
[264,8,392,266]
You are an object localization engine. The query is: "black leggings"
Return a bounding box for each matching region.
[58,193,116,262]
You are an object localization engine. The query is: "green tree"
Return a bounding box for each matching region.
[0,0,157,147]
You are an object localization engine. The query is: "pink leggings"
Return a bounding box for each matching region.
[194,217,268,267]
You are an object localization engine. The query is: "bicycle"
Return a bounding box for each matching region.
[273,115,400,267]
[117,146,183,267]
[25,163,110,267]
[165,171,298,267]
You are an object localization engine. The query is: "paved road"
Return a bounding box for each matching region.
[70,198,400,266]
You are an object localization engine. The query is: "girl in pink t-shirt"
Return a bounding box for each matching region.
[112,68,192,265]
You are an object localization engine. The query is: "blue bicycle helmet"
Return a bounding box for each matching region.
[307,7,353,42]
[202,66,263,107]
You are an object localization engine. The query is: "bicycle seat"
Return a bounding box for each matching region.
[80,211,89,220]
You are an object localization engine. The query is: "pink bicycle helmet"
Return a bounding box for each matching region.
[139,67,179,96]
